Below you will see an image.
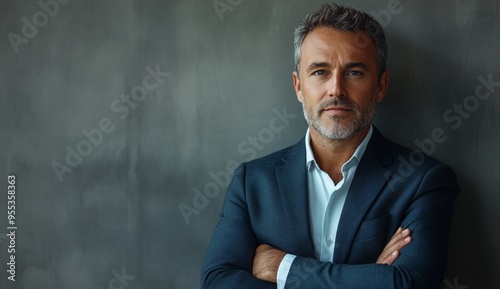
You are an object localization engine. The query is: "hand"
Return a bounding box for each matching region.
[376,227,412,265]
[252,244,286,283]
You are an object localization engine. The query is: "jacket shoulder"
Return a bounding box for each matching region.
[375,131,458,190]
[244,138,305,170]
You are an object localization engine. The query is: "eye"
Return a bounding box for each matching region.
[313,70,327,76]
[347,70,364,76]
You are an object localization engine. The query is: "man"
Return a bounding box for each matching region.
[201,3,458,289]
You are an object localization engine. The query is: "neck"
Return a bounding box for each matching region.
[309,125,370,179]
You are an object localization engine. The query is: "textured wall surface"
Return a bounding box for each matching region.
[1,0,499,288]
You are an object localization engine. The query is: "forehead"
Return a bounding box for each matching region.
[300,27,377,67]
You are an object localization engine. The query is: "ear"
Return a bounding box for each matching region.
[375,71,390,103]
[293,71,303,102]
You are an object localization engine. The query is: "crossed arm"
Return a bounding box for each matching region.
[252,227,412,283]
[201,163,458,289]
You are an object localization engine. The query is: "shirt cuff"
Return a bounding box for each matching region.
[277,254,296,289]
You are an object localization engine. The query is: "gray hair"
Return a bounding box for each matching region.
[294,3,388,80]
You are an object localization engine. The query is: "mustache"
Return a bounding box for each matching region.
[317,97,356,112]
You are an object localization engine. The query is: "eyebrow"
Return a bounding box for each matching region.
[306,61,370,73]
[306,61,331,73]
[345,62,370,71]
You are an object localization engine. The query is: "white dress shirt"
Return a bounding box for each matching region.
[276,125,373,288]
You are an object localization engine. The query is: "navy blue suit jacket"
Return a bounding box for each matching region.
[201,127,459,289]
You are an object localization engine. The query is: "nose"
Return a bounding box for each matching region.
[327,71,346,97]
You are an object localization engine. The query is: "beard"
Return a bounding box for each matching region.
[301,91,377,140]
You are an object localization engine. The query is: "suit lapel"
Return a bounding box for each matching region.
[276,138,316,258]
[333,128,394,263]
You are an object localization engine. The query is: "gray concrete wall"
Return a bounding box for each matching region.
[1,0,498,288]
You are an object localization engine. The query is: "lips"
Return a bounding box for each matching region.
[322,106,352,113]
[318,98,356,115]
[323,106,351,111]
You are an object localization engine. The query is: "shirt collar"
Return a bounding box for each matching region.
[305,125,373,170]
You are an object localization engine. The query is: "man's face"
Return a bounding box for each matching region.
[293,27,389,140]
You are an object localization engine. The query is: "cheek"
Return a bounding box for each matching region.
[302,83,327,101]
[348,85,377,104]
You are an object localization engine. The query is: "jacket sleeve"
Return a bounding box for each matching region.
[201,163,276,289]
[285,163,459,289]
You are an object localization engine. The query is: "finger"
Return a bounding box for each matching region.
[386,230,412,252]
[378,250,399,265]
[376,229,411,263]
[382,233,412,259]
[377,235,412,264]
[386,229,411,249]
